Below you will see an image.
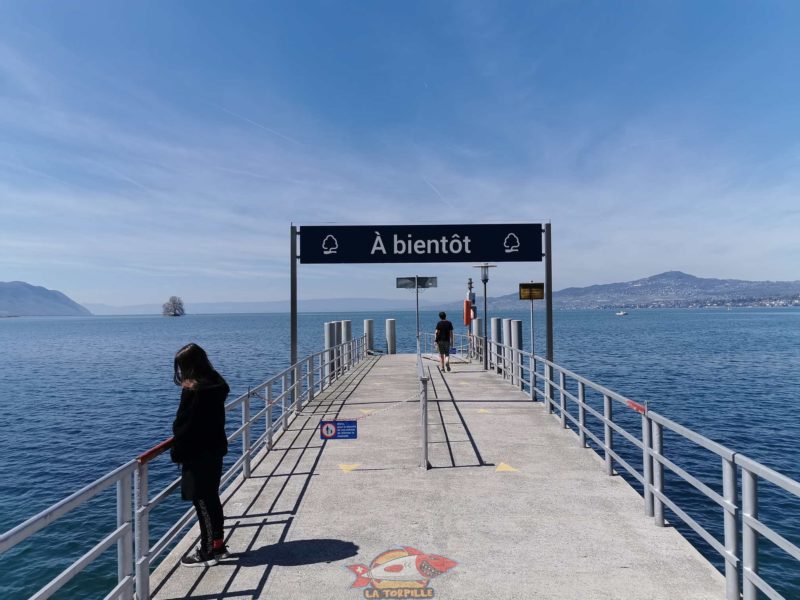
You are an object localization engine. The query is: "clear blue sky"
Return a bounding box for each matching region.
[1,1,799,305]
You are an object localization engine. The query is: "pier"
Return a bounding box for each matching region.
[4,330,799,600]
[149,351,722,599]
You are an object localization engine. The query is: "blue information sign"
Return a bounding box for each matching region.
[320,420,358,440]
[300,224,543,264]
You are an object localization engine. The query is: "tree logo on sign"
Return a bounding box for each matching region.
[322,235,339,255]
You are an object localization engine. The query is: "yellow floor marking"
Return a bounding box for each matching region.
[359,409,374,414]
[339,464,361,472]
[478,408,490,413]
[496,463,518,472]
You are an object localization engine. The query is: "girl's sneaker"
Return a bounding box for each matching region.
[214,544,231,560]
[181,547,218,567]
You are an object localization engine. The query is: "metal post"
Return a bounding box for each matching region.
[364,319,374,353]
[742,468,758,600]
[421,377,429,469]
[242,390,251,479]
[545,364,553,414]
[282,373,289,430]
[511,320,523,389]
[290,225,298,379]
[502,318,511,380]
[529,296,535,358]
[307,357,314,403]
[642,414,653,517]
[489,318,501,372]
[415,276,420,342]
[293,364,301,414]
[482,280,488,370]
[559,371,567,428]
[545,223,553,363]
[342,320,352,370]
[117,473,133,592]
[471,318,482,364]
[603,394,613,475]
[722,457,740,600]
[323,322,332,384]
[529,355,535,401]
[267,384,274,450]
[652,420,664,526]
[335,321,343,374]
[578,381,586,447]
[134,464,149,600]
[385,318,396,354]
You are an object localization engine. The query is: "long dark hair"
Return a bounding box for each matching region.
[173,343,219,389]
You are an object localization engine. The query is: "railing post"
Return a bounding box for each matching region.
[642,413,653,517]
[293,364,301,414]
[266,384,274,450]
[421,377,429,469]
[722,457,740,600]
[559,371,567,428]
[742,468,758,600]
[545,364,553,414]
[652,420,664,527]
[117,471,133,599]
[578,381,586,447]
[307,357,314,403]
[282,373,289,430]
[603,394,613,475]
[134,463,150,600]
[530,355,537,401]
[242,390,251,479]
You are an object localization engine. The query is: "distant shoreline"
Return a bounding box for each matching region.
[4,305,799,319]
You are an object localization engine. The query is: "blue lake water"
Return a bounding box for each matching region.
[1,309,798,598]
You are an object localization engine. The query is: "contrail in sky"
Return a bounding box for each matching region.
[208,101,301,145]
[423,178,456,209]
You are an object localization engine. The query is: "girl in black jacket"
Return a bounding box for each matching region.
[171,343,230,567]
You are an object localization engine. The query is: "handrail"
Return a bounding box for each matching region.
[1,334,369,600]
[485,336,800,600]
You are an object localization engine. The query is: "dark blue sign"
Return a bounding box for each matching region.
[319,420,358,440]
[299,224,543,264]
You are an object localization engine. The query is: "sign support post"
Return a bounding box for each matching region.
[545,223,553,363]
[290,224,298,380]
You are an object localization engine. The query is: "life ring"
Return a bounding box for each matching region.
[463,299,472,326]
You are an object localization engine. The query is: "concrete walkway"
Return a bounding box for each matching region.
[151,354,724,599]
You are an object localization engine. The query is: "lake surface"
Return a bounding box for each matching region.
[1,309,798,598]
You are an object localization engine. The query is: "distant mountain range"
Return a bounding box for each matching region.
[5,272,800,317]
[0,282,91,317]
[486,271,800,310]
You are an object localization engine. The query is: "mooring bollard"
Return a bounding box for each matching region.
[502,318,512,380]
[511,319,523,389]
[471,317,481,362]
[386,318,396,354]
[335,321,343,375]
[364,319,374,352]
[324,322,334,384]
[342,320,352,370]
[490,317,501,372]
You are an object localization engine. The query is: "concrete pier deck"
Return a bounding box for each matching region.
[151,354,724,599]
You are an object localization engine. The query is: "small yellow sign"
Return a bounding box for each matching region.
[519,282,544,300]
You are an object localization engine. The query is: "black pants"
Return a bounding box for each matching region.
[181,455,224,554]
[193,496,224,554]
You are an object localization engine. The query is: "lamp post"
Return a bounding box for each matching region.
[473,263,496,370]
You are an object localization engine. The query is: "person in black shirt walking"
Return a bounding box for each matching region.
[170,343,231,567]
[434,311,454,372]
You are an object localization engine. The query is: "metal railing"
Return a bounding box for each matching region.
[485,337,800,600]
[0,335,368,600]
[417,340,429,470]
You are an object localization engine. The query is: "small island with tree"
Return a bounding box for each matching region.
[162,296,185,317]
